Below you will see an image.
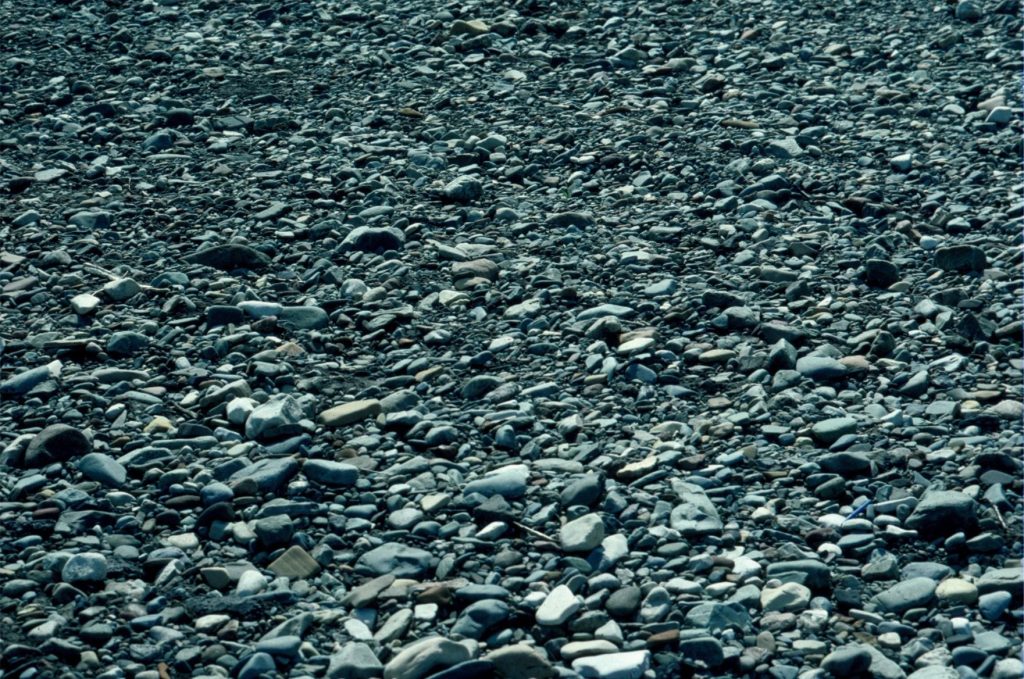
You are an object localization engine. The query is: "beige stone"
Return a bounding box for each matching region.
[319,399,381,427]
[935,578,979,605]
[268,546,320,579]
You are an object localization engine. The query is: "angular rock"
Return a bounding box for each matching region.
[934,245,986,273]
[873,577,937,613]
[669,482,723,536]
[61,552,108,584]
[303,459,358,486]
[905,490,977,538]
[245,396,305,441]
[268,546,321,579]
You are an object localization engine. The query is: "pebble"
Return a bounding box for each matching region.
[61,552,108,584]
[874,577,937,613]
[572,650,651,679]
[559,513,605,552]
[319,399,382,427]
[23,424,91,467]
[383,637,471,679]
[359,543,433,578]
[821,646,872,676]
[536,585,581,626]
[905,490,977,538]
[934,578,978,605]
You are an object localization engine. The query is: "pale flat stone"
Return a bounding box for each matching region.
[319,399,382,427]
[70,293,101,315]
[536,585,581,626]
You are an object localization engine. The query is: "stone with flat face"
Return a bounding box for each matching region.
[536,585,581,626]
[383,637,471,679]
[268,546,321,579]
[319,399,381,427]
[905,490,977,538]
[572,651,651,679]
[358,542,433,578]
[560,513,605,552]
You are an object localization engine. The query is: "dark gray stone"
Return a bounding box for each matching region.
[185,243,270,270]
[683,601,752,632]
[934,245,986,272]
[342,226,405,253]
[24,425,91,468]
[821,647,872,676]
[905,490,977,538]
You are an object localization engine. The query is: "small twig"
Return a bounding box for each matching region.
[512,521,557,543]
[165,400,197,418]
[83,263,127,280]
[992,503,1008,530]
[83,264,168,292]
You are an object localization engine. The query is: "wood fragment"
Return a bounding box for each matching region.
[83,264,168,292]
[720,118,759,129]
[513,521,557,543]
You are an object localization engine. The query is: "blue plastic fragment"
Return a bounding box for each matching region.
[843,500,872,523]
